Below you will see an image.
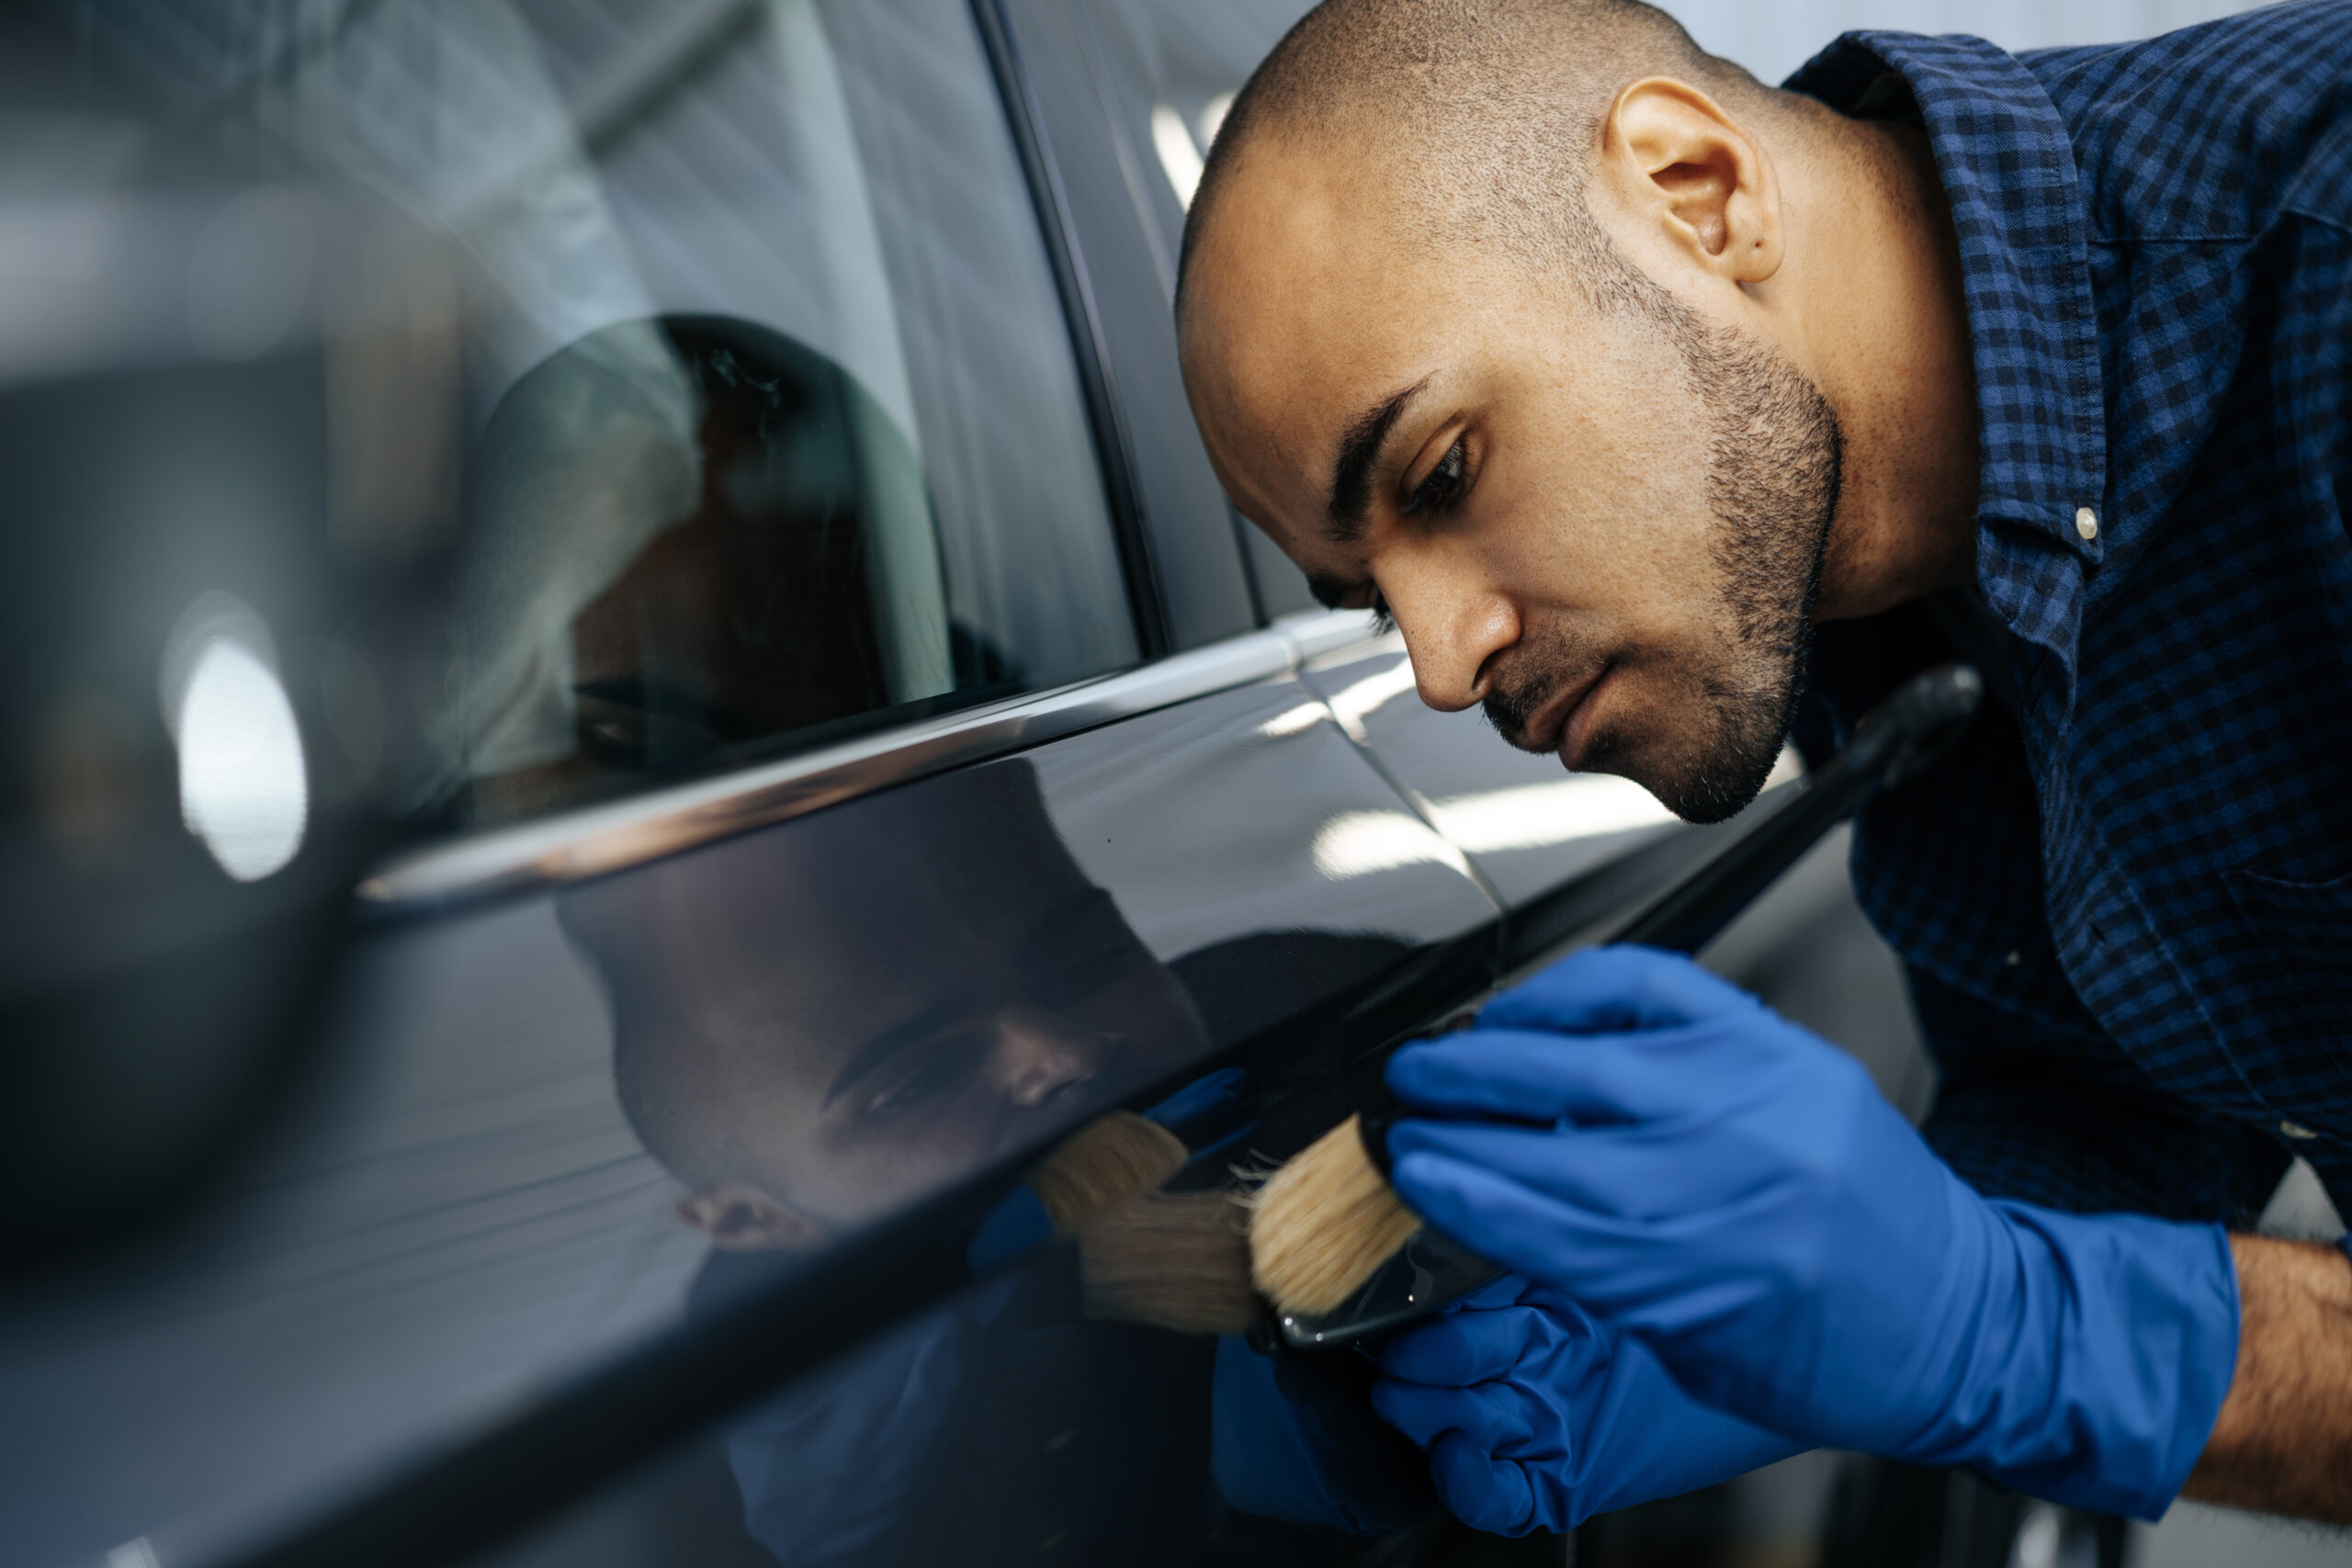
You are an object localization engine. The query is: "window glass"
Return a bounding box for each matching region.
[123,0,1136,828]
[1060,0,1324,618]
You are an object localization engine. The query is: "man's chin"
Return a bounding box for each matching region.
[1645,748,1782,825]
[1587,723,1788,827]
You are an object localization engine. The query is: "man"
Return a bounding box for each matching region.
[1176,0,2351,1536]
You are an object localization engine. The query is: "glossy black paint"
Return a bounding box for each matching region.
[0,664,1510,1568]
[1298,637,1695,909]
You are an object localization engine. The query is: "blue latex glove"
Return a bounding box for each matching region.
[1211,1334,1434,1535]
[1384,946,2240,1519]
[1372,1273,1803,1535]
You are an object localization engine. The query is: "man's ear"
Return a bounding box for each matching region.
[1600,77,1782,285]
[675,1181,826,1251]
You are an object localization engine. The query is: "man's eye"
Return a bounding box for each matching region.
[1367,589,1396,635]
[1404,439,1468,516]
[857,1040,973,1122]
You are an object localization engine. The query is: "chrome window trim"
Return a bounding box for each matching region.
[357,609,1382,910]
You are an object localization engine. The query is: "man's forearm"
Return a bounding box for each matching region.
[2183,1234,2352,1523]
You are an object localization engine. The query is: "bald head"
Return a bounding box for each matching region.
[1171,0,1888,827]
[1178,0,1758,321]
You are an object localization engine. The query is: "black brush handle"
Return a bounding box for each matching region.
[1293,665,1983,1348]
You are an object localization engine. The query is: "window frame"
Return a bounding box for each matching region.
[361,0,1346,912]
[967,0,1176,663]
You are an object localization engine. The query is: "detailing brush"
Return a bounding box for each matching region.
[997,1110,1261,1333]
[1249,1111,1422,1316]
[968,1110,1189,1275]
[1024,1110,1188,1232]
[1077,1190,1259,1334]
[1248,663,1985,1342]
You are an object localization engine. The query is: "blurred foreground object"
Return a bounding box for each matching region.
[0,13,467,1267]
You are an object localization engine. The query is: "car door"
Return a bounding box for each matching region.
[0,4,1519,1567]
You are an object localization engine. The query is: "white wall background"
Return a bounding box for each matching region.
[1666,0,2269,87]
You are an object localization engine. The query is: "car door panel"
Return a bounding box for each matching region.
[1300,636,1689,906]
[0,634,1504,1568]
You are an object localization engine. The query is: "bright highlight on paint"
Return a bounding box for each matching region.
[163,593,308,881]
[1427,776,1675,852]
[1311,808,1469,880]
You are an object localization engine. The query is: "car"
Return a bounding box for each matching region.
[0,5,2118,1567]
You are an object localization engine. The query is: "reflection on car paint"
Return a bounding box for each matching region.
[1301,638,1690,907]
[0,661,1501,1566]
[559,760,1210,1242]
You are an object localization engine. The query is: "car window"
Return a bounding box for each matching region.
[1057,0,1324,618]
[78,0,1138,829]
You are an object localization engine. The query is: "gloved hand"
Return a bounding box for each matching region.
[1371,1273,1803,1535]
[1211,1334,1434,1535]
[1384,946,2240,1519]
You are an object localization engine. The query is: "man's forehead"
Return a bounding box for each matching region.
[1185,167,1440,546]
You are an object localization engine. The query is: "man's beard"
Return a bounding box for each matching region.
[1487,305,1841,825]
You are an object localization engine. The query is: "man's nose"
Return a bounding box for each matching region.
[988,1007,1099,1109]
[1384,561,1519,713]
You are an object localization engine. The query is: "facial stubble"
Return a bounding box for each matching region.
[1486,310,1840,824]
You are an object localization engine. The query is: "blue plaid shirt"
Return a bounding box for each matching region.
[1784,5,2352,1227]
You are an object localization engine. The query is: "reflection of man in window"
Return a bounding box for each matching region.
[436,314,983,828]
[556,758,1209,1246]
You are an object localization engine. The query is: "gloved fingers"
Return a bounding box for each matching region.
[1371,1371,1534,1455]
[1389,1118,1739,1221]
[1427,1431,1541,1537]
[1477,945,1756,1034]
[1387,1027,1729,1125]
[1387,1149,1611,1286]
[1387,1147,1726,1314]
[1376,1303,1566,1386]
[1453,1271,1534,1313]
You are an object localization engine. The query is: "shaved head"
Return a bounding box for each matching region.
[1176,0,1862,825]
[1178,0,1760,321]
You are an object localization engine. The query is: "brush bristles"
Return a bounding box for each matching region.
[1248,1113,1423,1316]
[1079,1190,1258,1335]
[1027,1111,1189,1234]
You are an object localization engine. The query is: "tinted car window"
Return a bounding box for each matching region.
[1058,0,1324,618]
[65,0,1137,829]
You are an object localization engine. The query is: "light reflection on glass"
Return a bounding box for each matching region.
[163,593,308,881]
[1150,104,1205,207]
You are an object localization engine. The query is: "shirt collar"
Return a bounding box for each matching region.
[1786,33,2109,679]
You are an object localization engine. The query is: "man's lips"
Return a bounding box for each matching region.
[1518,663,1612,764]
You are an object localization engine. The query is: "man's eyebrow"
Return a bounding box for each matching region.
[1327,375,1432,545]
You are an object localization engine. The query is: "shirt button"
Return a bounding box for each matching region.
[2004,951,2022,967]
[2279,1120,2319,1141]
[2075,506,2099,541]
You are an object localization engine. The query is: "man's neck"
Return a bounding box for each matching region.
[1784,111,1982,621]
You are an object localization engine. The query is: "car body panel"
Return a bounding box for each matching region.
[1298,635,1691,911]
[0,658,1502,1568]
